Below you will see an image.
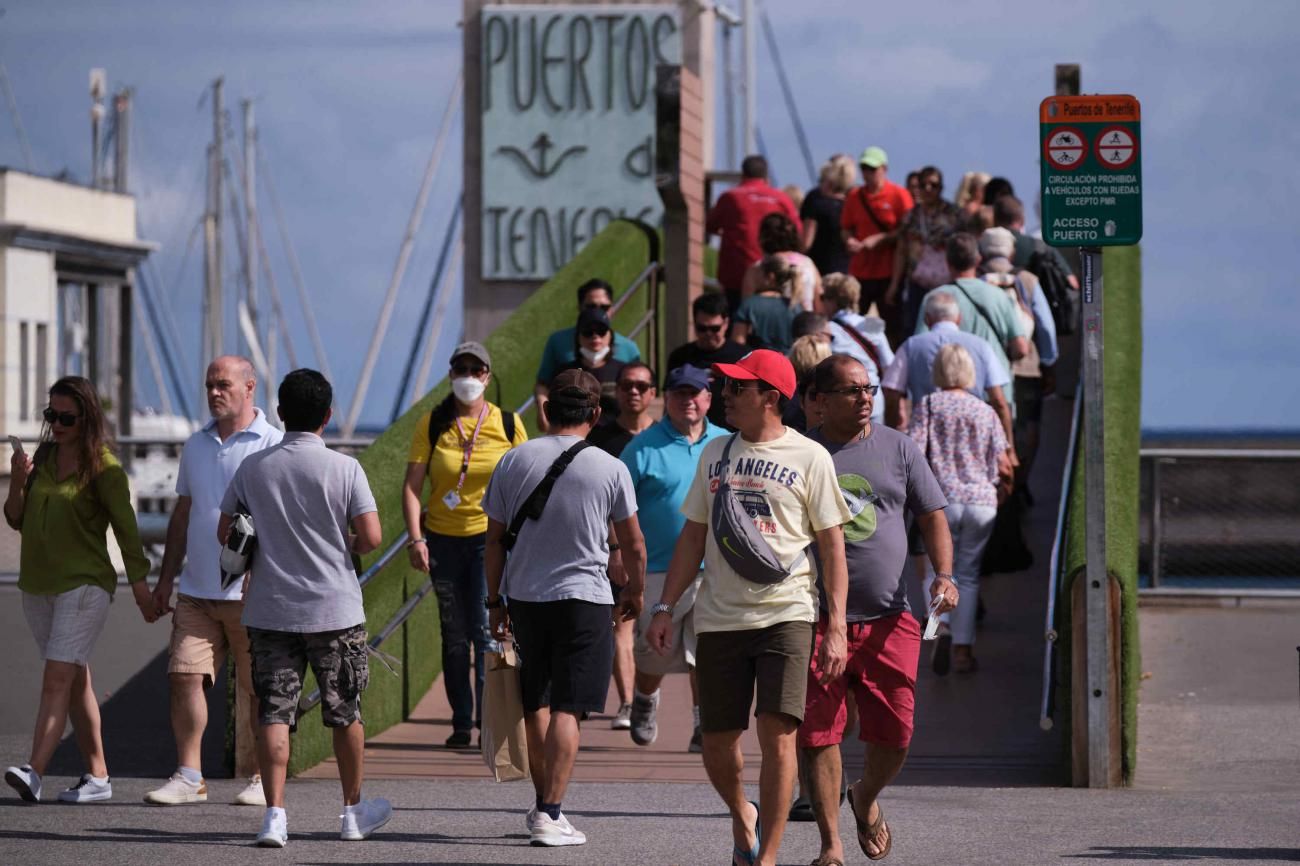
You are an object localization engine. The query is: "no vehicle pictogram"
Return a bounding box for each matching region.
[1094,126,1137,169]
[1044,126,1086,171]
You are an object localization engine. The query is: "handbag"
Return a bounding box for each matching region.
[480,644,530,782]
[710,434,806,585]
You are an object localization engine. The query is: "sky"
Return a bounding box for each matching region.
[2,0,1298,431]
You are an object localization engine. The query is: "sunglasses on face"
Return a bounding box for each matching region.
[694,322,725,334]
[582,302,612,313]
[619,381,654,394]
[579,326,610,338]
[921,180,941,191]
[824,384,879,398]
[452,363,487,377]
[725,378,767,396]
[43,407,82,427]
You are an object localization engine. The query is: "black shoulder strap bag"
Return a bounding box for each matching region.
[503,440,590,553]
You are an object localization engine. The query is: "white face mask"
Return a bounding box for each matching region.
[451,376,486,403]
[579,346,610,365]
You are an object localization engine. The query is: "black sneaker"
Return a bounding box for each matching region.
[688,725,703,754]
[445,730,472,749]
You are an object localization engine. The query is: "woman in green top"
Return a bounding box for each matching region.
[3,376,154,805]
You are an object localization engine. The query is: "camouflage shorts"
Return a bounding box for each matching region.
[247,625,369,731]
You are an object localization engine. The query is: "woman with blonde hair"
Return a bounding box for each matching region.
[4,376,154,803]
[800,153,856,276]
[907,345,1010,674]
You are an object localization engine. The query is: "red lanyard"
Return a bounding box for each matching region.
[451,404,489,496]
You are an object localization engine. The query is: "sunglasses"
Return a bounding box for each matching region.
[619,381,654,394]
[582,303,612,313]
[824,384,879,398]
[452,363,487,377]
[921,180,942,190]
[579,326,610,338]
[43,407,82,427]
[725,378,768,396]
[694,322,725,334]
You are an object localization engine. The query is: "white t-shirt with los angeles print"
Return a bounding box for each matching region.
[682,427,851,633]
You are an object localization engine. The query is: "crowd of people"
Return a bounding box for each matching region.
[3,146,1074,864]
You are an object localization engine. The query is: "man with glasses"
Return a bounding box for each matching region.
[619,365,727,752]
[535,278,642,408]
[145,356,282,808]
[665,293,748,431]
[801,354,954,864]
[646,349,851,866]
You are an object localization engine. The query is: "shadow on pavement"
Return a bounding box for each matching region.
[1062,847,1300,862]
[48,649,231,779]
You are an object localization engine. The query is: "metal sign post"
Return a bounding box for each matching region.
[1080,246,1111,786]
[1041,94,1141,787]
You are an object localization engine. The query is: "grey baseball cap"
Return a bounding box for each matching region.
[450,341,491,369]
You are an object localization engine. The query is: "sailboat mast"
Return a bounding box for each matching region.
[202,77,224,367]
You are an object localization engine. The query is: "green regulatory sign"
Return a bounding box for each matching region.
[1039,94,1142,247]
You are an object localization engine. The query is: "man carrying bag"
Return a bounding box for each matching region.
[482,369,647,848]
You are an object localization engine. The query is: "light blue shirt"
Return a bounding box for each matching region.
[1024,280,1060,367]
[536,327,641,383]
[829,311,895,422]
[881,321,1010,404]
[620,416,728,572]
[175,408,282,600]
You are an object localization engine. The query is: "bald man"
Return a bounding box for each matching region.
[145,356,283,807]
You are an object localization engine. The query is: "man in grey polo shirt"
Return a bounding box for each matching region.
[219,369,386,848]
[146,356,281,808]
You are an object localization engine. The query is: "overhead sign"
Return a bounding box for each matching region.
[1039,95,1142,246]
[480,4,680,280]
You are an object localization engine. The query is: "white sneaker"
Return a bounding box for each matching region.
[5,765,42,803]
[144,772,207,805]
[610,702,632,730]
[525,805,543,834]
[530,811,587,847]
[57,774,112,803]
[256,810,288,848]
[233,775,266,806]
[340,797,392,841]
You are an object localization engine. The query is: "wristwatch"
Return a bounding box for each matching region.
[934,572,954,582]
[484,595,504,610]
[650,602,674,617]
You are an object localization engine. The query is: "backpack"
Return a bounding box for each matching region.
[1026,244,1077,336]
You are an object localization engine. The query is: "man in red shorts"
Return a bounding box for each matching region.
[802,354,955,863]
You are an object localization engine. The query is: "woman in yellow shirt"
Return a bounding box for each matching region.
[402,342,526,748]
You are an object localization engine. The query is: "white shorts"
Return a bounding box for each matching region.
[22,585,113,666]
[633,572,700,677]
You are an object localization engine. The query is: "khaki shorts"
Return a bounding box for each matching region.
[22,585,112,666]
[169,594,253,689]
[633,572,700,676]
[695,620,814,733]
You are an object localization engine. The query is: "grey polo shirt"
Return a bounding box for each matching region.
[223,432,377,633]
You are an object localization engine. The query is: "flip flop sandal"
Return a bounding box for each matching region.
[731,800,761,865]
[848,789,892,861]
[810,858,846,866]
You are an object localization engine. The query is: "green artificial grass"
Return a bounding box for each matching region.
[1058,244,1143,784]
[285,220,656,774]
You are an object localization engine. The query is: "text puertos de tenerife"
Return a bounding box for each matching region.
[481,5,681,280]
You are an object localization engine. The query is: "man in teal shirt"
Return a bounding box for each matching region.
[914,233,1029,402]
[619,365,727,752]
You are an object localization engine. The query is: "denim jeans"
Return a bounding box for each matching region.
[426,531,494,732]
[922,502,997,645]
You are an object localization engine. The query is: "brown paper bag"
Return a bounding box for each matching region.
[481,645,530,783]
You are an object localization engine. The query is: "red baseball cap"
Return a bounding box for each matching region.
[712,349,796,399]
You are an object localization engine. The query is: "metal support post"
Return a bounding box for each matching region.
[741,0,756,155]
[1150,458,1163,588]
[1081,247,1116,786]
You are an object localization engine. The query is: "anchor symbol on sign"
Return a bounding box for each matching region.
[496,133,588,180]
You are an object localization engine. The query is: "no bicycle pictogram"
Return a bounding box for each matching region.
[1044,127,1086,171]
[1094,126,1137,169]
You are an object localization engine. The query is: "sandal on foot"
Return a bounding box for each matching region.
[848,789,892,861]
[810,858,846,866]
[731,800,761,865]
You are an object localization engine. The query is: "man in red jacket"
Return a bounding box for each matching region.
[707,155,802,312]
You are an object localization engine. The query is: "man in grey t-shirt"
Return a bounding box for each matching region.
[483,369,646,848]
[218,369,387,848]
[799,355,956,865]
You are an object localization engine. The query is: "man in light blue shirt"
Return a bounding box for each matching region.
[619,365,727,752]
[882,292,1014,445]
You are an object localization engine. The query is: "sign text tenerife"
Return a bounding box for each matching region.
[481,4,680,280]
[1039,95,1142,246]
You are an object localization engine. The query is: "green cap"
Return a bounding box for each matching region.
[858,146,888,168]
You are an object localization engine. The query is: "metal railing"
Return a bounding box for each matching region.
[1040,384,1083,731]
[514,260,662,418]
[1141,447,1300,594]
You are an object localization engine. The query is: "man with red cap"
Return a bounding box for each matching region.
[647,349,851,866]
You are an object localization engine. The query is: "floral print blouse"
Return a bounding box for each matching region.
[908,389,1007,508]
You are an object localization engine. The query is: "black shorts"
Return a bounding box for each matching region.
[509,598,614,715]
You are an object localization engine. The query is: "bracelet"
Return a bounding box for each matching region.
[406,538,427,548]
[608,543,621,552]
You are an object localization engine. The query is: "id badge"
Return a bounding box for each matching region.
[442,489,462,510]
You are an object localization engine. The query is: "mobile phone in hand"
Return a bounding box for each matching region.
[7,435,24,458]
